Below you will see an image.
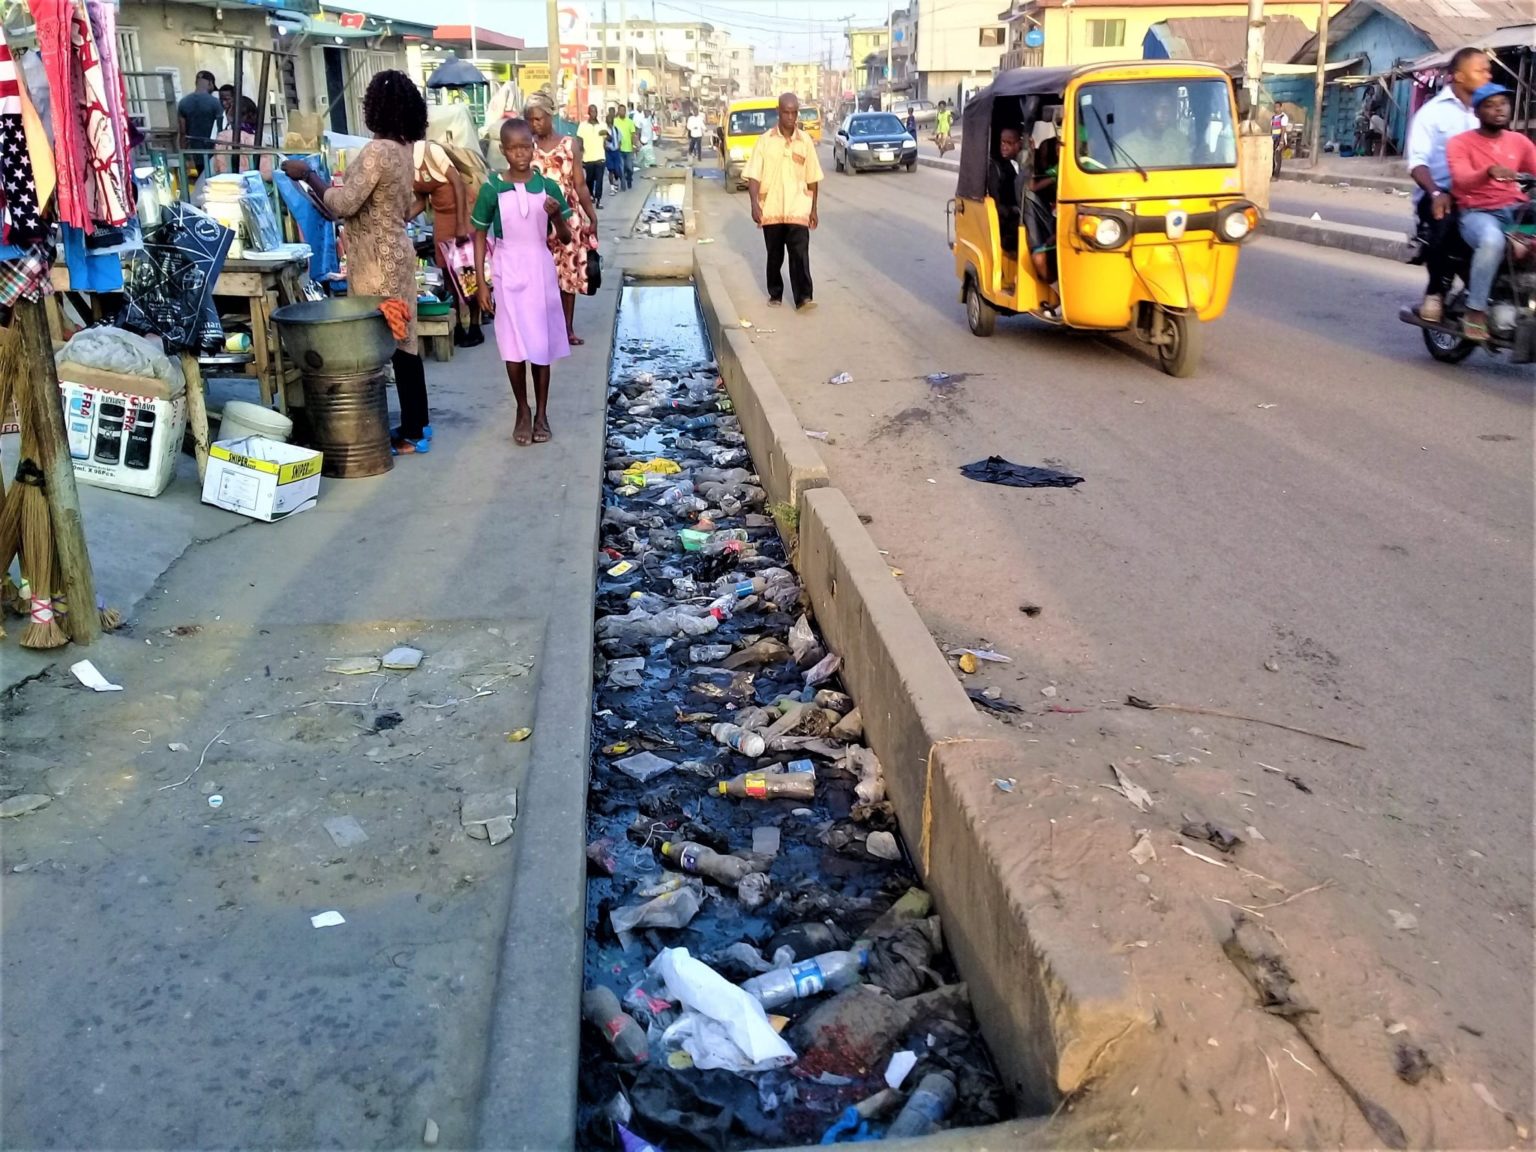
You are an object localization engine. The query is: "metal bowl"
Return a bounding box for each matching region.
[272,296,396,377]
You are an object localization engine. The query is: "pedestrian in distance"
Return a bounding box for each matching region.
[615,104,638,190]
[687,108,705,160]
[525,90,600,347]
[905,109,917,139]
[177,69,221,178]
[577,103,609,210]
[745,92,823,312]
[935,100,954,157]
[472,118,574,447]
[604,108,624,193]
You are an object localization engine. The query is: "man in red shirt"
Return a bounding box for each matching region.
[1447,83,1536,339]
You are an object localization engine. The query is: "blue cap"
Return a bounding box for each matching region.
[1471,82,1512,109]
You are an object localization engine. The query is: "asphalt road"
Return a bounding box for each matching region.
[694,153,1534,1115]
[1270,181,1416,234]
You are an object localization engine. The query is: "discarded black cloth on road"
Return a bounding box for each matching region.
[959,456,1083,489]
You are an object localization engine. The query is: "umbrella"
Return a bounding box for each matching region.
[426,55,490,89]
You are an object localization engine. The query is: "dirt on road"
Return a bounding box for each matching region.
[690,161,1533,1147]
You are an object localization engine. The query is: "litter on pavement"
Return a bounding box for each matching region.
[959,456,1085,489]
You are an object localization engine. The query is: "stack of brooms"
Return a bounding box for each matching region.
[0,327,119,648]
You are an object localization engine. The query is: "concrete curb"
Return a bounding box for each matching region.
[689,251,1150,1111]
[1264,211,1414,261]
[692,256,830,512]
[1277,167,1416,194]
[918,154,960,174]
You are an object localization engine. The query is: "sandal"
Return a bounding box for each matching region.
[532,416,552,444]
[567,333,585,346]
[1463,317,1490,342]
[391,436,430,456]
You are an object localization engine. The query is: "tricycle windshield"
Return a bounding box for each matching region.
[1074,78,1236,173]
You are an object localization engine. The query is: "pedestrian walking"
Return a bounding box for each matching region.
[577,103,609,210]
[281,71,432,456]
[934,101,954,156]
[636,107,656,168]
[412,137,483,348]
[744,92,823,311]
[904,109,917,139]
[472,118,573,447]
[615,104,638,189]
[525,91,600,347]
[687,108,705,160]
[604,108,624,193]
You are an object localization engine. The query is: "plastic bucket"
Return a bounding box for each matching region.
[218,400,293,445]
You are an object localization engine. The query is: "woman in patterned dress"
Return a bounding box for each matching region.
[282,71,432,454]
[523,92,599,346]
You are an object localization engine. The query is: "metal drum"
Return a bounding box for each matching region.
[302,369,393,478]
[272,297,395,377]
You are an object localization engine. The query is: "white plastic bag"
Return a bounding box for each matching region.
[55,327,186,394]
[649,947,795,1072]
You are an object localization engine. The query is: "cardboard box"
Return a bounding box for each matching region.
[57,366,188,498]
[201,436,322,521]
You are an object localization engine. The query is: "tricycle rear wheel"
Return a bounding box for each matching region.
[965,278,997,337]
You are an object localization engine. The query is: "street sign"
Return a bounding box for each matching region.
[1025,27,1044,48]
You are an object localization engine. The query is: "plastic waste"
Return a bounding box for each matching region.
[885,1072,957,1137]
[848,746,886,805]
[610,885,703,939]
[597,606,721,640]
[661,840,761,885]
[716,770,815,800]
[688,643,732,664]
[649,947,796,1072]
[740,946,870,1009]
[582,985,650,1064]
[710,723,766,757]
[614,751,676,783]
[959,456,1084,489]
[617,1125,663,1152]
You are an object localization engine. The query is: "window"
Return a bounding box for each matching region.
[979,26,1004,47]
[685,30,695,39]
[1085,19,1126,47]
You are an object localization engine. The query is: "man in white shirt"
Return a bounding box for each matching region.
[687,110,705,160]
[635,108,655,168]
[1404,47,1490,321]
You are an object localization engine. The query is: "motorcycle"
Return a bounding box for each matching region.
[1399,174,1536,364]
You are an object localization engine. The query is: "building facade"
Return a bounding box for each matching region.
[999,0,1344,71]
[915,0,1007,105]
[846,25,891,93]
[723,37,755,98]
[590,19,728,103]
[771,60,824,105]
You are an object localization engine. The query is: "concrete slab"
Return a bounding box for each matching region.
[1263,211,1414,261]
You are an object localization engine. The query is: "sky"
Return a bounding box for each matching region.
[349,0,895,65]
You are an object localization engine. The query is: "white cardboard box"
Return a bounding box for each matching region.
[57,367,188,498]
[201,436,322,521]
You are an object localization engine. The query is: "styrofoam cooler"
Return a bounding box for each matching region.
[58,366,187,498]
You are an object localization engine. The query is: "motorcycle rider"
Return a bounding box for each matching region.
[1404,47,1490,322]
[1447,84,1536,341]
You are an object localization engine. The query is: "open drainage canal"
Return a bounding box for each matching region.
[578,280,1016,1150]
[635,180,687,238]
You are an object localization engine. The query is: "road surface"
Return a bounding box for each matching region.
[1270,181,1415,234]
[693,152,1533,1134]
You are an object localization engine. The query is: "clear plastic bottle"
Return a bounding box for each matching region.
[661,840,758,884]
[688,643,732,664]
[581,985,650,1064]
[701,529,751,556]
[740,946,869,1008]
[710,724,766,757]
[715,770,815,800]
[885,1072,957,1138]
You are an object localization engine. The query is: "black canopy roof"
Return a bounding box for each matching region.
[958,67,1078,199]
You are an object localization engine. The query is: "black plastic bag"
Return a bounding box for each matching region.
[959,455,1083,489]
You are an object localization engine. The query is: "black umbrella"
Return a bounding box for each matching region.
[426,55,489,89]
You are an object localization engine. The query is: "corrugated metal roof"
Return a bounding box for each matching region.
[1148,15,1313,70]
[1293,0,1533,64]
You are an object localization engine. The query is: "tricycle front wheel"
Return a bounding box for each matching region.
[1156,309,1202,377]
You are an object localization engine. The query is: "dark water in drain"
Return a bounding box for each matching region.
[578,282,1012,1150]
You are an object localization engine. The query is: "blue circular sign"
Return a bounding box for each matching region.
[1025,27,1044,48]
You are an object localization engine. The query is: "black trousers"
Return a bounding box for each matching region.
[1416,194,1461,297]
[688,135,703,159]
[583,160,605,206]
[763,223,812,306]
[392,349,430,440]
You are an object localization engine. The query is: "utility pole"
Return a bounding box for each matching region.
[1309,0,1330,166]
[1244,0,1265,121]
[618,0,628,109]
[886,0,893,102]
[547,0,562,112]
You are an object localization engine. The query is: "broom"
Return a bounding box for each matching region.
[18,459,65,648]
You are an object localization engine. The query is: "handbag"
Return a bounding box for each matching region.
[584,248,602,296]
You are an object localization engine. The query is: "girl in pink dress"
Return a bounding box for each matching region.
[472,119,573,446]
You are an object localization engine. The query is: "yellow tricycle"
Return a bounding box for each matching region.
[947,62,1259,377]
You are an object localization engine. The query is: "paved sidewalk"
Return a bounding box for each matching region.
[0,244,619,1147]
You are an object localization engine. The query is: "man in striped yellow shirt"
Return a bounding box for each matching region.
[744,92,824,311]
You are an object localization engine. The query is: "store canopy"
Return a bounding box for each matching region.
[1403,22,1536,71]
[426,55,490,89]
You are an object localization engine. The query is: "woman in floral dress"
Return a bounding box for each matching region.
[523,92,599,346]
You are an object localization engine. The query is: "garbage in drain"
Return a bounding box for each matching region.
[579,284,1013,1149]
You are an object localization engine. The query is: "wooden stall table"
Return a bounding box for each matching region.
[417,312,455,362]
[48,250,310,413]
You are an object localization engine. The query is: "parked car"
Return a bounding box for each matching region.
[889,99,937,127]
[832,113,917,174]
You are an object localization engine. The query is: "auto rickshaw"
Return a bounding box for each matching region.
[947,62,1259,377]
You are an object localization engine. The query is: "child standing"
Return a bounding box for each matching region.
[472,119,573,446]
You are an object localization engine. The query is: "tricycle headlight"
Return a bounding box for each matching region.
[1216,201,1260,243]
[729,146,746,161]
[1075,209,1133,250]
[1094,216,1124,247]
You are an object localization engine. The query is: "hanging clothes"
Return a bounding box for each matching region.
[73,0,131,225]
[27,0,87,229]
[0,44,46,245]
[85,0,133,211]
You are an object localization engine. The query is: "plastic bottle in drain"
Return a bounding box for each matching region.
[701,529,751,556]
[885,1072,957,1138]
[716,769,815,800]
[710,724,766,757]
[715,575,766,599]
[581,985,649,1064]
[660,840,760,884]
[597,606,720,640]
[740,945,870,1008]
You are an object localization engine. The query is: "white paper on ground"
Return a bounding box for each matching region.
[70,660,123,692]
[885,1049,919,1089]
[310,910,346,928]
[649,947,795,1071]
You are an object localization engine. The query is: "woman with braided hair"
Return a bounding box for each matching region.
[523,90,599,346]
